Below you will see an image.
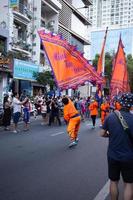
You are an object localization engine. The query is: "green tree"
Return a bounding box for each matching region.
[104,52,113,82]
[126,54,133,92]
[93,52,133,92]
[92,52,113,82]
[92,54,99,67]
[33,71,56,94]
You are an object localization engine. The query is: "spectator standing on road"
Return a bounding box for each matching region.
[20,90,27,101]
[89,98,98,129]
[41,99,47,125]
[80,97,86,121]
[3,95,12,131]
[48,99,61,126]
[62,97,81,148]
[100,93,133,200]
[12,93,27,133]
[23,96,31,131]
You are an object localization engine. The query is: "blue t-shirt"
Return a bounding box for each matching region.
[103,110,133,161]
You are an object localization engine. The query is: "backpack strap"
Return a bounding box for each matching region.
[114,110,129,130]
[114,110,133,146]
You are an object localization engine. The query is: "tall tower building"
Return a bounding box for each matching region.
[89,0,133,28]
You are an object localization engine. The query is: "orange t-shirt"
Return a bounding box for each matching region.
[101,103,110,112]
[89,101,98,116]
[63,99,79,122]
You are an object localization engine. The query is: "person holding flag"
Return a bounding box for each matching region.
[62,96,81,148]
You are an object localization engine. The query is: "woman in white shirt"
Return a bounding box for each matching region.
[12,92,27,133]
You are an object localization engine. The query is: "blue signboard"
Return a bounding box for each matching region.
[9,0,19,8]
[13,59,39,81]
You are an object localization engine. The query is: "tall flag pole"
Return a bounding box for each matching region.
[95,27,108,104]
[97,27,108,75]
[110,35,130,99]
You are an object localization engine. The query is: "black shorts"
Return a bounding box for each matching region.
[108,157,133,183]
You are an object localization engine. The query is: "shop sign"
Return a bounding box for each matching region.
[0,57,10,66]
[9,0,19,8]
[13,59,39,81]
[0,57,11,72]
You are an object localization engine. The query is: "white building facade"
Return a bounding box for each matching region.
[32,0,62,69]
[0,0,92,99]
[89,0,133,28]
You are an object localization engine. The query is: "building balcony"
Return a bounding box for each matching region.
[59,23,90,45]
[12,3,33,24]
[12,39,32,57]
[42,0,62,11]
[62,0,91,25]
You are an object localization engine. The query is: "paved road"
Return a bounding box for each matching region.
[0,117,112,200]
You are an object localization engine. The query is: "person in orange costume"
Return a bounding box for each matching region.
[100,99,110,126]
[62,97,81,148]
[89,98,98,128]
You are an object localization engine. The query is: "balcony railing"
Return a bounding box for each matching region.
[13,3,33,19]
[12,38,32,52]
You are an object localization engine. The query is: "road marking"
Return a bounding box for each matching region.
[86,123,92,126]
[51,132,65,136]
[86,123,100,127]
[93,180,110,200]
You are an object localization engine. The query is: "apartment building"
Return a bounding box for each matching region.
[57,0,92,97]
[0,0,92,98]
[0,0,33,100]
[88,0,133,59]
[32,0,92,97]
[32,0,62,69]
[59,0,92,58]
[89,0,133,28]
[32,0,92,66]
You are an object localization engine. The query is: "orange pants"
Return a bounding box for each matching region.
[101,112,109,125]
[101,112,106,125]
[67,116,81,140]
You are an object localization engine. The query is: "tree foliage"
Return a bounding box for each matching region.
[33,71,56,92]
[126,54,133,92]
[92,52,133,92]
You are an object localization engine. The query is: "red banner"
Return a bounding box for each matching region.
[38,30,104,90]
[110,35,130,98]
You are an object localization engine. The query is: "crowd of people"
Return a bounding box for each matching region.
[1,90,133,200]
[1,90,133,133]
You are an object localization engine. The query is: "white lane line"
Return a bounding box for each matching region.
[51,132,65,137]
[93,180,110,200]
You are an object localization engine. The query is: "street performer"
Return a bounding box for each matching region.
[62,96,81,148]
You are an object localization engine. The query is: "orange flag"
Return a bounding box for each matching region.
[97,27,108,75]
[38,30,104,90]
[110,35,130,98]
